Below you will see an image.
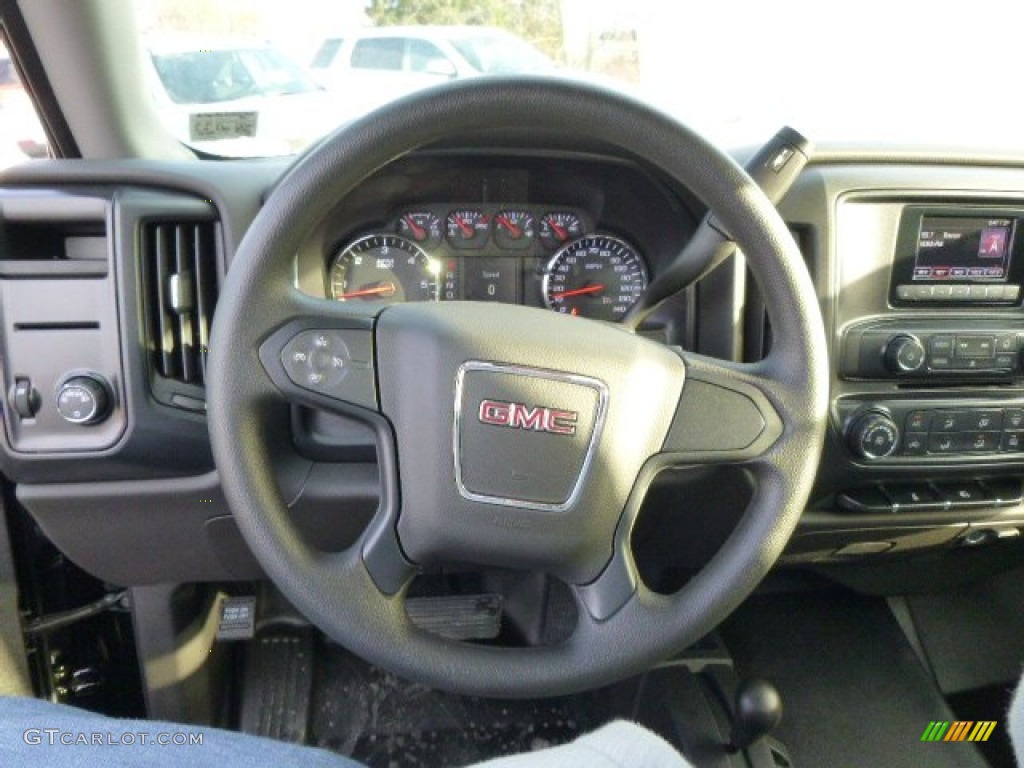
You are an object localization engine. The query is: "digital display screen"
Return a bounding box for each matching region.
[914,216,1015,281]
[462,257,520,303]
[439,256,521,303]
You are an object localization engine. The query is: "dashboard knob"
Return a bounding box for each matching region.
[56,375,111,425]
[846,410,900,460]
[883,335,926,373]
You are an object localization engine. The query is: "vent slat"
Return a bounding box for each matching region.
[141,219,218,397]
[175,225,197,383]
[193,224,215,386]
[153,225,179,379]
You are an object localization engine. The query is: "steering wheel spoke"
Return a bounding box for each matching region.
[661,351,786,466]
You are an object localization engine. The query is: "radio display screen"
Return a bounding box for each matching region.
[914,216,1015,281]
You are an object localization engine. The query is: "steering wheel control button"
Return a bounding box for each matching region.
[56,375,111,425]
[846,411,899,459]
[454,362,607,511]
[280,330,376,410]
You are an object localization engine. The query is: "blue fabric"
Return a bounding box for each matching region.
[0,696,361,767]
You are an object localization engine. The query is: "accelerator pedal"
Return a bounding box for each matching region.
[406,594,503,640]
[239,627,315,743]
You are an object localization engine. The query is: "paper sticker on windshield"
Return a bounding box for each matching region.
[189,112,258,141]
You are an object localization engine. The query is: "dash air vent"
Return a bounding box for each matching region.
[141,220,220,408]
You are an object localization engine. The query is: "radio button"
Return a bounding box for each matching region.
[932,411,959,432]
[955,336,996,358]
[950,284,971,300]
[896,285,914,300]
[950,358,991,371]
[932,285,953,299]
[995,354,1016,369]
[929,356,952,369]
[996,334,1018,353]
[1001,431,1024,452]
[929,336,955,356]
[911,285,935,300]
[1005,285,1021,301]
[1005,409,1024,429]
[967,285,989,299]
[985,285,1007,300]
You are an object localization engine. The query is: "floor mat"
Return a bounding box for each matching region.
[722,591,991,768]
[948,685,1018,768]
[308,640,629,767]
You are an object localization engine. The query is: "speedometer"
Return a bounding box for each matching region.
[329,234,439,303]
[542,235,648,321]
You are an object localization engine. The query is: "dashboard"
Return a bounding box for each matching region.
[0,145,1022,591]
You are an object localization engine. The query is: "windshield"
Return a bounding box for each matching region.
[151,47,320,104]
[132,0,1024,157]
[449,35,553,75]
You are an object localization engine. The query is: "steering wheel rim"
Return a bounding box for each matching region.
[207,76,828,698]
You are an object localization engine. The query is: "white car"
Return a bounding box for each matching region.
[309,26,555,118]
[147,39,347,157]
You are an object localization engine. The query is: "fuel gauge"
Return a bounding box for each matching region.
[397,211,443,249]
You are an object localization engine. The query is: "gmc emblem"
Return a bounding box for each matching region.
[477,399,578,436]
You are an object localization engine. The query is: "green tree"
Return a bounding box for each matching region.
[366,0,564,61]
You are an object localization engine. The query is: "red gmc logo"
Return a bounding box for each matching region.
[477,399,578,436]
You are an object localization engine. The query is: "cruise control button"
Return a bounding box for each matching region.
[280,329,377,410]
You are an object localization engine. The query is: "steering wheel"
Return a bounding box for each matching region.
[207,77,828,698]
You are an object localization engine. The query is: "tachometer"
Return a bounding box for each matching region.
[542,235,648,321]
[329,234,439,303]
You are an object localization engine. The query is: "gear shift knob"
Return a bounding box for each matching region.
[730,678,783,751]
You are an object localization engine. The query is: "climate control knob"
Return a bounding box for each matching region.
[883,335,926,373]
[56,375,111,425]
[846,410,900,460]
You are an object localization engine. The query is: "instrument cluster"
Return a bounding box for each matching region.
[327,204,648,322]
